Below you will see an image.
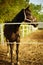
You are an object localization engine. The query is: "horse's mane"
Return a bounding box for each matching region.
[12,9,24,23]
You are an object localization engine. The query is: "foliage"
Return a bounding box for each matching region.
[30,3,43,22]
[0,0,29,23]
[0,0,43,23]
[39,14,43,22]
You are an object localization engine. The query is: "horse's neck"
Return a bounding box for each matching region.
[12,9,24,23]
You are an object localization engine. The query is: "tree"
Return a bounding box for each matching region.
[0,0,29,23]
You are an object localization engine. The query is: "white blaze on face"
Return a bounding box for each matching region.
[31,15,37,22]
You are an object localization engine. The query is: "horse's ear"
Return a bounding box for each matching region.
[25,6,31,12]
[26,6,29,9]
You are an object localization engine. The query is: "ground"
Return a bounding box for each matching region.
[0,30,43,65]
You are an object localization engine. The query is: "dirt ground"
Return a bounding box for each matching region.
[0,30,43,65]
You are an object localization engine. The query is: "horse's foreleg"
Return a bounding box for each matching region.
[10,44,13,65]
[6,39,10,56]
[7,44,10,55]
[16,44,19,65]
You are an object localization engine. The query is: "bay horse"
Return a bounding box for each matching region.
[4,6,38,65]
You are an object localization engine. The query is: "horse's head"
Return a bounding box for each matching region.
[24,6,38,27]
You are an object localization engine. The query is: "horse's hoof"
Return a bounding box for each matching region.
[18,62,20,65]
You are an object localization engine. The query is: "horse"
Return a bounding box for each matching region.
[4,6,38,65]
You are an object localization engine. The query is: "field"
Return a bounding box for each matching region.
[0,30,43,65]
